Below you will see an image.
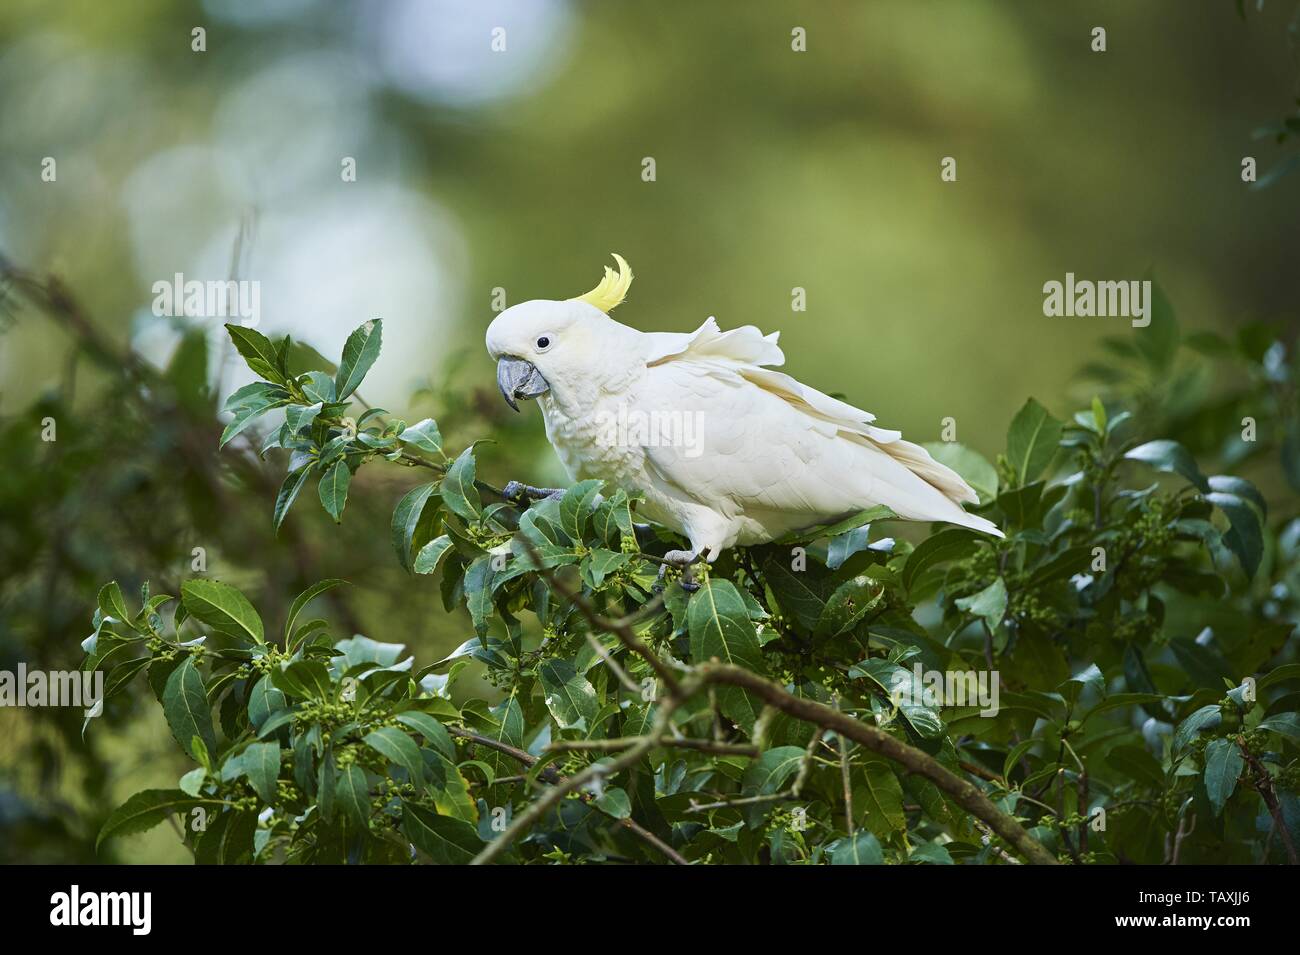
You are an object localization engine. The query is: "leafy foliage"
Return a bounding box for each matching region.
[82,313,1300,865]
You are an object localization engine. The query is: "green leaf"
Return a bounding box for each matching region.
[773,505,895,545]
[97,789,216,850]
[759,555,831,631]
[247,674,287,732]
[538,659,601,732]
[1105,744,1165,789]
[1173,704,1222,758]
[857,754,907,836]
[194,809,257,865]
[955,577,1007,633]
[921,442,999,503]
[997,481,1050,528]
[742,746,804,798]
[395,712,456,760]
[1203,737,1243,816]
[1134,277,1180,372]
[401,802,481,864]
[240,741,281,804]
[299,371,335,404]
[318,460,352,523]
[103,657,152,701]
[1169,637,1235,689]
[1002,737,1042,781]
[256,709,297,739]
[223,381,286,413]
[1005,398,1062,485]
[463,555,498,636]
[688,579,763,671]
[399,418,442,455]
[1206,491,1263,579]
[336,764,370,828]
[591,489,633,546]
[580,548,631,588]
[815,575,885,637]
[225,324,288,384]
[1027,545,1093,587]
[1259,712,1300,744]
[826,527,873,570]
[831,830,884,865]
[848,658,943,738]
[901,527,980,594]
[1090,396,1107,434]
[559,480,603,541]
[334,318,382,399]
[426,752,478,823]
[273,659,334,700]
[391,482,438,571]
[181,579,265,644]
[162,657,217,758]
[284,401,323,434]
[1259,665,1300,690]
[364,727,426,792]
[908,842,953,865]
[593,787,632,820]
[1124,440,1209,492]
[413,535,455,576]
[1207,475,1266,519]
[273,466,313,531]
[283,578,346,643]
[220,397,286,448]
[97,581,130,625]
[441,447,481,523]
[335,634,406,669]
[1079,692,1166,725]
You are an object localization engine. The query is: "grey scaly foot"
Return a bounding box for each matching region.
[503,481,565,504]
[654,548,700,594]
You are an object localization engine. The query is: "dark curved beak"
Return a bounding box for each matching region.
[496,356,549,412]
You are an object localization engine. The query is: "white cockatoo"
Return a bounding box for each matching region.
[486,254,1003,571]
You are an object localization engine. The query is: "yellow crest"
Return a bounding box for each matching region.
[575,253,632,313]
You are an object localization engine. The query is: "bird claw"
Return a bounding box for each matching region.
[655,549,700,593]
[503,481,564,504]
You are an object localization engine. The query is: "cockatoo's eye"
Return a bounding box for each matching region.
[535,335,553,351]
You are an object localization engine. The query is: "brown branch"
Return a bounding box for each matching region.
[517,537,682,696]
[1238,736,1298,865]
[1166,811,1196,866]
[695,663,1059,865]
[546,737,757,757]
[470,686,692,865]
[509,531,1056,865]
[450,722,688,866]
[834,694,855,837]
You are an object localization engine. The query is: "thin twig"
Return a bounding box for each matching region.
[471,686,693,865]
[448,725,686,865]
[834,694,854,837]
[696,663,1058,865]
[546,736,757,757]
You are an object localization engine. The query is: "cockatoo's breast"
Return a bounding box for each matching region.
[539,391,647,486]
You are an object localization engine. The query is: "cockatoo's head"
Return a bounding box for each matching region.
[486,254,636,411]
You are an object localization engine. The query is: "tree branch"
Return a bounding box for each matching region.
[470,686,693,865]
[695,663,1059,865]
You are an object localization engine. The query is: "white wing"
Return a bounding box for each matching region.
[635,318,1003,541]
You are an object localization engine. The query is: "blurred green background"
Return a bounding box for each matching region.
[1,0,1296,861]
